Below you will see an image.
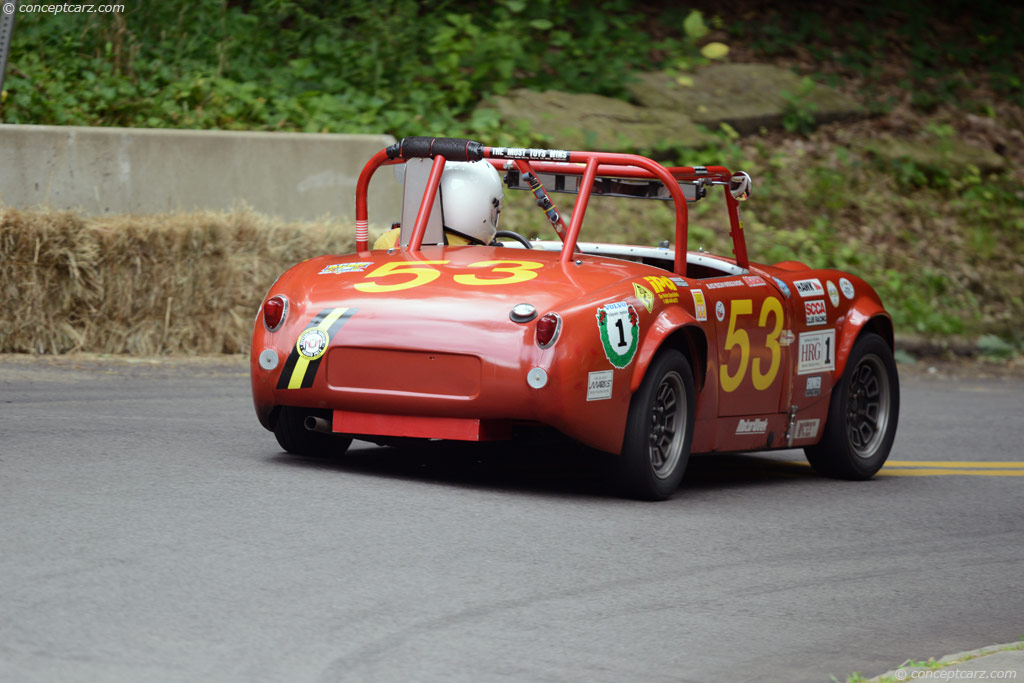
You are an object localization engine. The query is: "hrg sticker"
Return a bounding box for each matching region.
[596,301,639,369]
[586,370,613,401]
[794,278,825,298]
[804,299,827,326]
[839,277,855,300]
[691,290,707,321]
[798,330,835,375]
[805,375,822,397]
[827,281,840,307]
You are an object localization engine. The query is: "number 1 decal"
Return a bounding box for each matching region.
[719,297,784,393]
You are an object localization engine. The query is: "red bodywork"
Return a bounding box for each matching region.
[252,138,893,456]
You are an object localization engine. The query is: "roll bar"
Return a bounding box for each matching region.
[354,137,749,272]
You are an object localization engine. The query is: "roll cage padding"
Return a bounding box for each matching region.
[386,137,485,162]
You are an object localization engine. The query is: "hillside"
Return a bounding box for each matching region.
[1,0,1021,350]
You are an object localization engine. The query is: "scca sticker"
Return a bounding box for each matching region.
[596,301,639,369]
[319,262,372,274]
[633,282,654,313]
[804,299,827,326]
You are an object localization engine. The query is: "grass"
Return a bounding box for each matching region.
[837,639,1024,682]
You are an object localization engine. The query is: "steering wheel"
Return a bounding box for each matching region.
[494,230,533,249]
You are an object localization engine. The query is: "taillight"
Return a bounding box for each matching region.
[263,295,287,331]
[536,313,561,348]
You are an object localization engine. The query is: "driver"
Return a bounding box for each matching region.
[373,159,504,249]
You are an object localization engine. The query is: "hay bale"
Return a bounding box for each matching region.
[0,207,357,355]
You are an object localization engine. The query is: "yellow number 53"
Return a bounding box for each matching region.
[719,298,784,393]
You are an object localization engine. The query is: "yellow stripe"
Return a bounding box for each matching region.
[287,308,348,390]
[885,460,1024,469]
[782,460,1024,478]
[878,469,1024,477]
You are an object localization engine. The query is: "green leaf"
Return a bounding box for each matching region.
[529,19,553,31]
[683,10,708,41]
[700,42,729,60]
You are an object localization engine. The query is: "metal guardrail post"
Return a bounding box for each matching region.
[0,6,14,94]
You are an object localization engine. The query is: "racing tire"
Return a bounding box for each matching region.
[608,349,696,501]
[804,332,900,480]
[273,406,353,458]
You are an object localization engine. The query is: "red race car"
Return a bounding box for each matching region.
[251,136,899,500]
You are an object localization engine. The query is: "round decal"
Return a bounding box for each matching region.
[839,277,855,300]
[596,301,639,369]
[716,300,726,322]
[827,280,840,308]
[296,328,329,360]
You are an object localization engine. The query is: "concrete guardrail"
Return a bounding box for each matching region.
[0,124,401,224]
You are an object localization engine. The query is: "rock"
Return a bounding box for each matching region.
[860,135,1005,174]
[627,63,866,134]
[476,89,714,154]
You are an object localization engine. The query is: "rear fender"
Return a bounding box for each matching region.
[835,299,893,378]
[631,308,708,394]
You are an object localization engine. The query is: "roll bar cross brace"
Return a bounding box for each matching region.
[354,136,749,273]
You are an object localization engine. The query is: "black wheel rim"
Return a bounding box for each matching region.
[649,371,686,479]
[845,353,891,459]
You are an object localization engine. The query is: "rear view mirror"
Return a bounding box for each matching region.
[729,172,752,201]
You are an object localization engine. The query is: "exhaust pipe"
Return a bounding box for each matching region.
[304,416,332,433]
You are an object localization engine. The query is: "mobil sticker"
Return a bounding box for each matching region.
[797,330,835,375]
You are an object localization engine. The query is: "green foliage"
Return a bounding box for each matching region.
[730,1,1024,112]
[0,0,700,138]
[781,77,819,135]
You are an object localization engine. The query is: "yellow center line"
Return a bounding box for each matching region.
[878,469,1024,477]
[782,461,1024,477]
[885,461,1024,469]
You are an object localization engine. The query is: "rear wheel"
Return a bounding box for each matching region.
[608,349,695,501]
[273,406,353,457]
[805,333,899,479]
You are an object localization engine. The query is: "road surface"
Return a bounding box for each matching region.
[1,356,1021,682]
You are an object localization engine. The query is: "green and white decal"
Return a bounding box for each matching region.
[596,301,639,369]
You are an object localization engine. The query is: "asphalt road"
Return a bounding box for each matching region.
[1,356,1021,683]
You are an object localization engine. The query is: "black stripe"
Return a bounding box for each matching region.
[276,348,301,389]
[275,308,332,390]
[299,309,358,389]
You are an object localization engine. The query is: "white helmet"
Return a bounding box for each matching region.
[440,160,504,244]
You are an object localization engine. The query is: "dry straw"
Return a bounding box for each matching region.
[0,207,358,355]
